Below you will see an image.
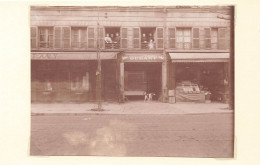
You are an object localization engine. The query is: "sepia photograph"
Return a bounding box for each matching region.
[30,5,234,157]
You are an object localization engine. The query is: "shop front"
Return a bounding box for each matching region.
[168,52,230,103]
[31,52,118,103]
[119,52,165,101]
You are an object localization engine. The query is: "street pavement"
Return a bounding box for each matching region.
[30,102,234,157]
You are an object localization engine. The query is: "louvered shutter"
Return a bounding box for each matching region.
[54,27,62,49]
[218,28,226,49]
[63,27,71,49]
[88,27,95,48]
[156,27,164,49]
[192,28,199,49]
[168,28,175,49]
[98,27,104,49]
[121,27,128,49]
[80,28,88,49]
[31,27,37,49]
[204,28,211,49]
[133,28,140,48]
[226,28,230,50]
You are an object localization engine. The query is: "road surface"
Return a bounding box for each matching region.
[31,113,234,157]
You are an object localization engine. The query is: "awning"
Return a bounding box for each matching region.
[122,53,165,62]
[169,53,229,62]
[31,52,117,60]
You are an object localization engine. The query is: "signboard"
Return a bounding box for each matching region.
[122,54,165,62]
[31,52,117,60]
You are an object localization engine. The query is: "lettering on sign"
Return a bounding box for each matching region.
[32,53,58,59]
[122,55,164,61]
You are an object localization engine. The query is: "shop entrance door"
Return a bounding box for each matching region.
[124,63,162,100]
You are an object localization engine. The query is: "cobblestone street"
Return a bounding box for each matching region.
[31,113,234,157]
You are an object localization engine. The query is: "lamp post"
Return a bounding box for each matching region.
[91,7,103,111]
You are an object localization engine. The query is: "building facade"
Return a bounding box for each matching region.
[31,6,232,103]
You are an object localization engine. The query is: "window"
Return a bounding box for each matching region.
[140,27,156,49]
[39,27,53,48]
[168,28,176,49]
[71,27,87,49]
[211,28,228,50]
[104,27,120,49]
[71,72,89,91]
[176,28,191,49]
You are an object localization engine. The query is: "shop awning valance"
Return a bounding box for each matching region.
[31,52,118,60]
[169,53,229,62]
[122,53,165,62]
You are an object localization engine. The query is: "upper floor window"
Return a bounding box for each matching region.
[141,28,156,49]
[176,28,191,49]
[104,27,120,49]
[207,27,229,50]
[133,27,163,50]
[71,27,87,49]
[39,27,53,49]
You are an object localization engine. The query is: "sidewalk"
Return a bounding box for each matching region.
[31,101,233,115]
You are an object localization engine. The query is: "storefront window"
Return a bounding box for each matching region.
[71,72,89,91]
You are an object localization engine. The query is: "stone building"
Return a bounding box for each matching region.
[30,6,232,103]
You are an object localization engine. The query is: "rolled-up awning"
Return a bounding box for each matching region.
[31,52,118,60]
[169,53,229,62]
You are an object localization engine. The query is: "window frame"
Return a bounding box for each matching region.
[38,26,54,49]
[71,27,88,50]
[176,27,192,50]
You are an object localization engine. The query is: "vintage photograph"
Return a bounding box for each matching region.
[30,6,234,157]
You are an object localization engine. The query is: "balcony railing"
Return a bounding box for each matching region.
[105,43,120,49]
[141,42,156,50]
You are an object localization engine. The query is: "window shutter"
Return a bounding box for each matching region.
[204,28,211,49]
[31,27,37,49]
[80,28,88,49]
[98,27,104,49]
[156,27,164,49]
[192,28,199,49]
[133,28,140,48]
[218,28,226,49]
[168,28,175,49]
[63,27,71,49]
[226,28,230,50]
[88,27,95,48]
[54,27,62,49]
[121,28,128,49]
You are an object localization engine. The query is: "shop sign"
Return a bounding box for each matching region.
[31,53,57,59]
[122,55,164,62]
